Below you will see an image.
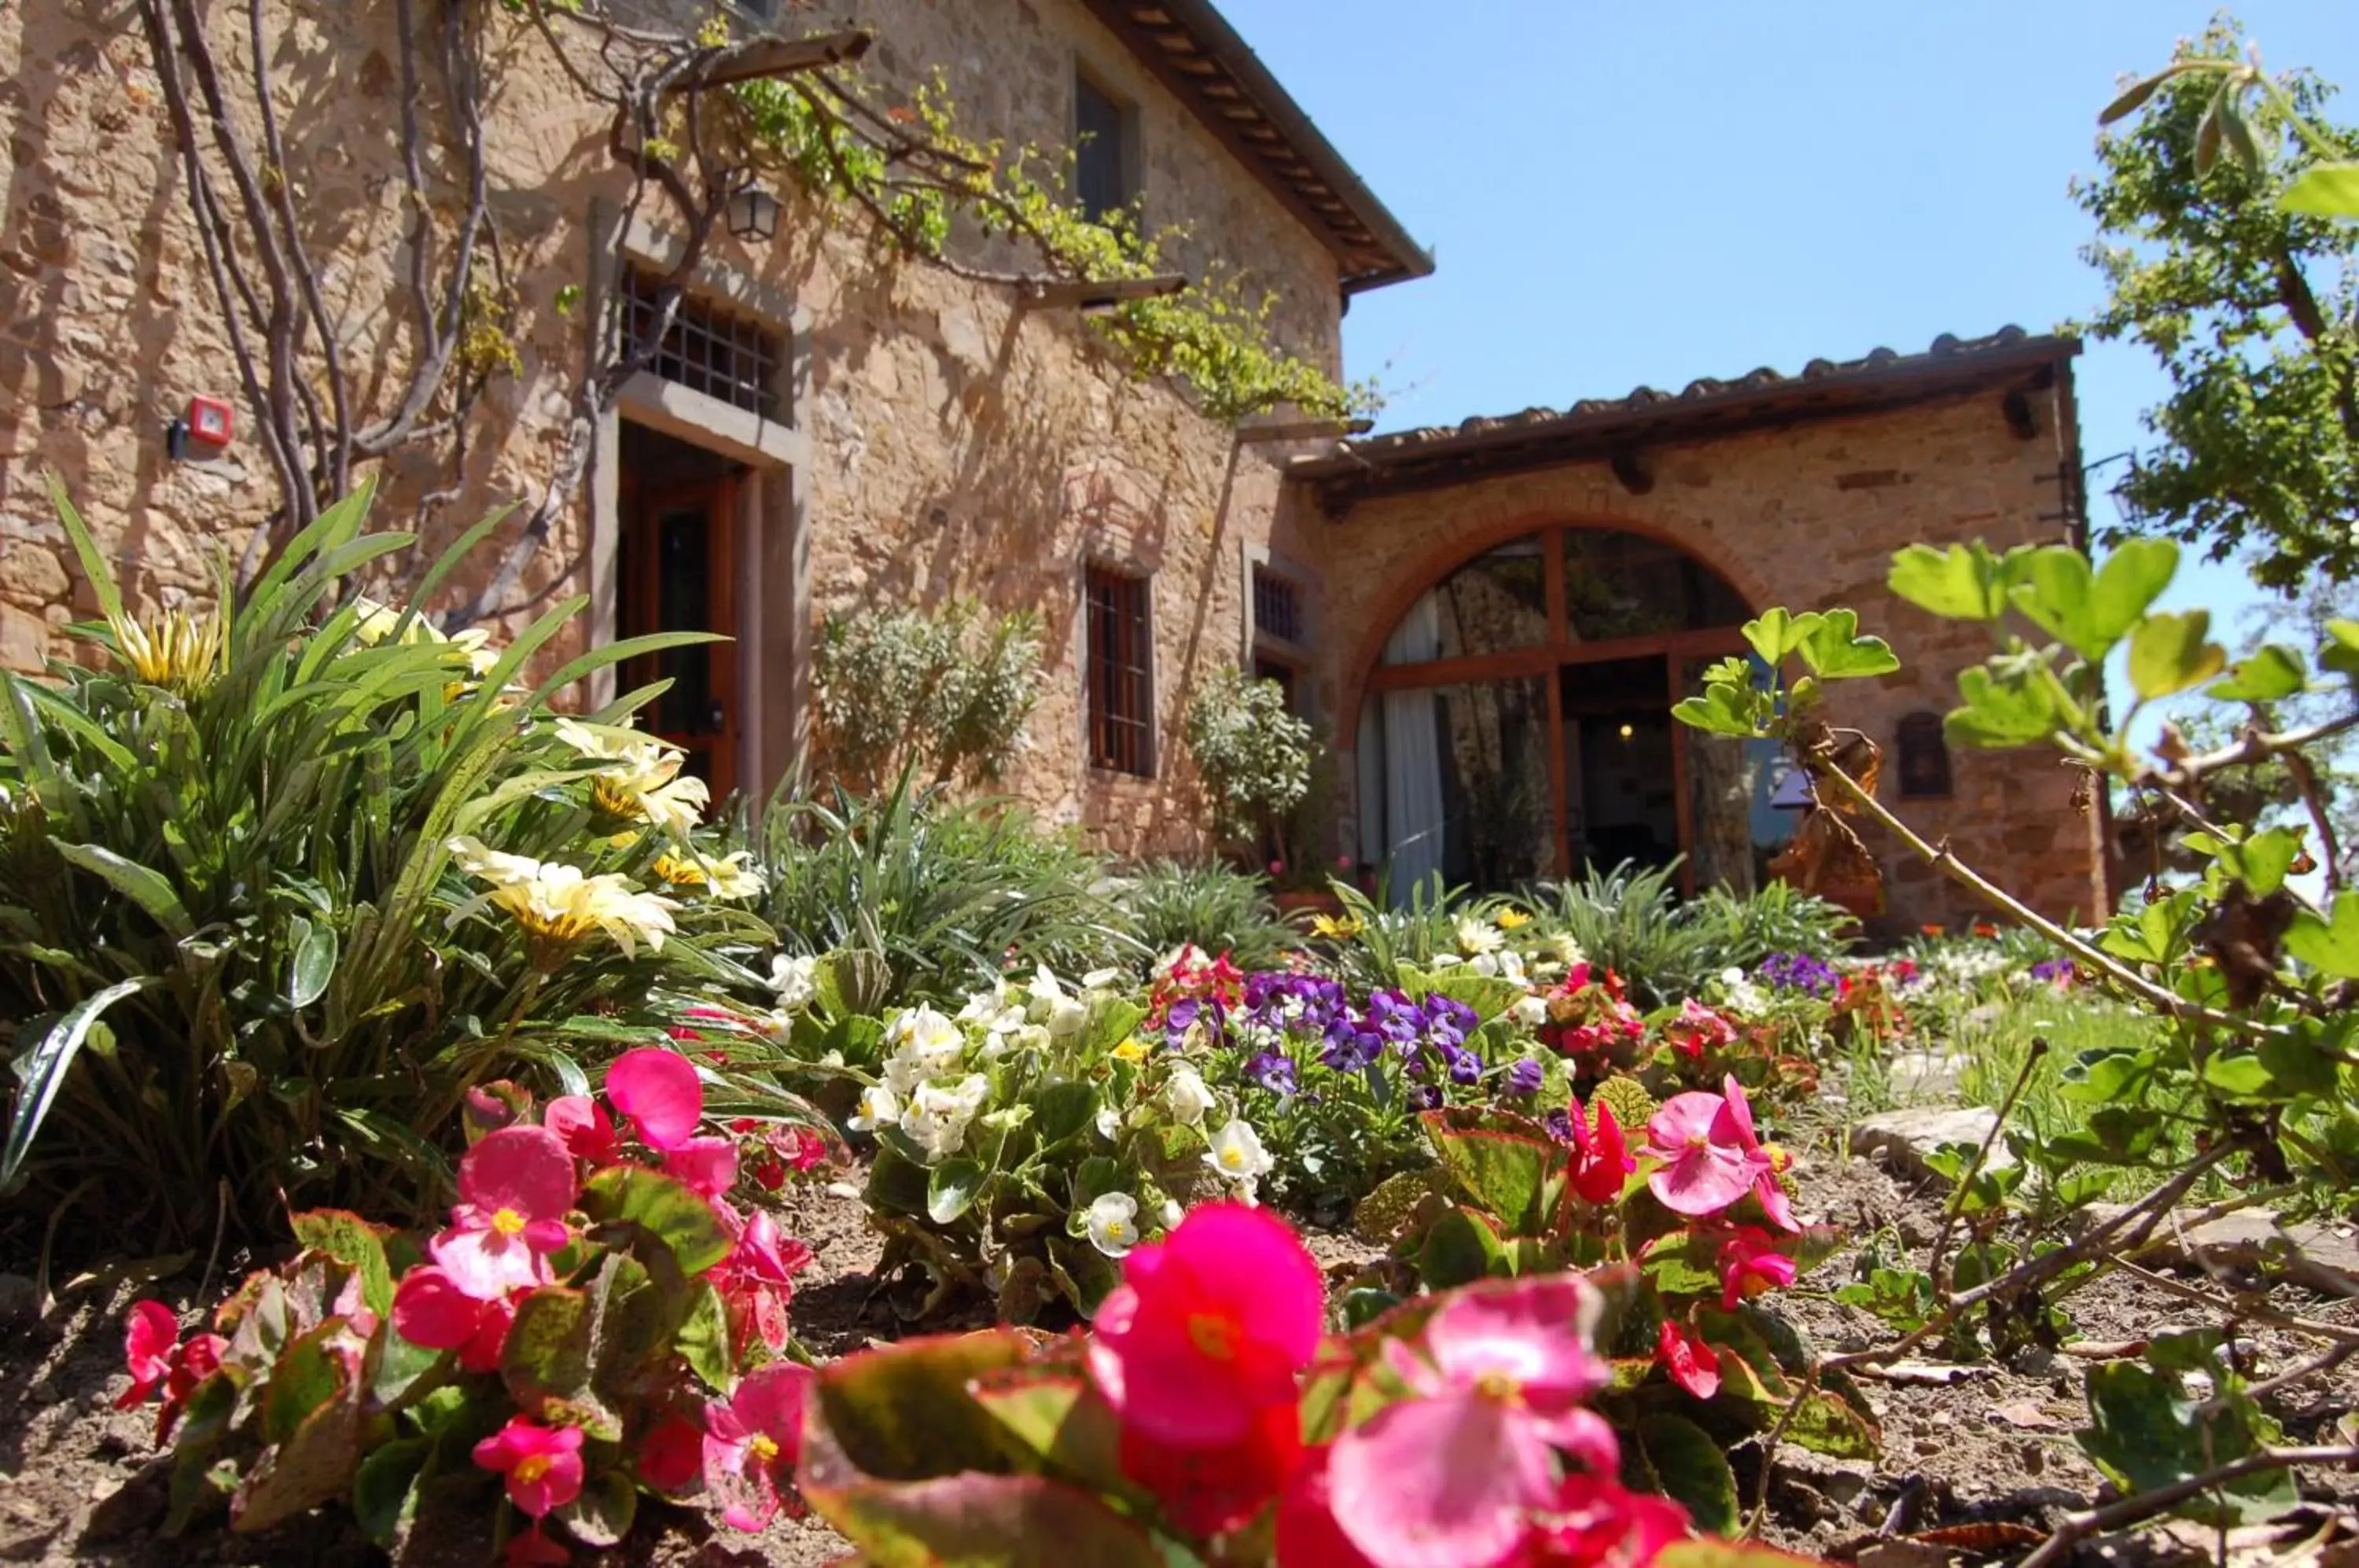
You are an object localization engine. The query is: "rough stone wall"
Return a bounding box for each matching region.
[0,0,1350,858]
[1305,386,2111,932]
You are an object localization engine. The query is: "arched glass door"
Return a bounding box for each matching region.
[1356,527,1795,900]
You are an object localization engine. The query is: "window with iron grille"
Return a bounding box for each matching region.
[1896,711,1953,799]
[1086,567,1154,776]
[1253,564,1305,646]
[619,266,783,418]
[1074,69,1135,223]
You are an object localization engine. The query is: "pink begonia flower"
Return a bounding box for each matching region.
[1523,1474,1691,1567]
[639,1412,705,1493]
[1713,1073,1799,1232]
[1641,1090,1758,1218]
[662,1136,739,1198]
[1655,1318,1720,1401]
[1327,1277,1618,1568]
[705,1362,814,1530]
[1717,1226,1798,1310]
[473,1416,585,1518]
[430,1125,577,1301]
[1087,1202,1323,1451]
[605,1047,704,1151]
[1566,1099,1635,1206]
[390,1265,517,1373]
[712,1208,815,1355]
[544,1095,620,1166]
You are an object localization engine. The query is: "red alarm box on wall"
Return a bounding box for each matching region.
[186,396,233,448]
[167,395,234,462]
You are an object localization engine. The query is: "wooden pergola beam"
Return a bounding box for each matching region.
[1236,417,1374,444]
[672,30,874,91]
[1016,274,1190,311]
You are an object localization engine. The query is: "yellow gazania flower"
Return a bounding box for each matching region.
[653,848,765,900]
[1111,1037,1151,1063]
[108,607,225,693]
[560,719,710,833]
[1496,908,1532,930]
[351,595,500,676]
[447,837,678,957]
[1308,912,1364,940]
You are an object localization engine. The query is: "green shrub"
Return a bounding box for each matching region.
[811,601,1041,792]
[1681,879,1857,970]
[0,482,771,1250]
[1112,859,1297,970]
[1528,861,1853,1008]
[1181,667,1312,843]
[745,773,1135,1007]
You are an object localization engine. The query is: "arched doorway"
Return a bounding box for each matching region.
[1351,525,1795,901]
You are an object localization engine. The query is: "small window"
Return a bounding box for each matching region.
[1074,70,1135,223]
[1253,565,1305,647]
[1253,655,1299,713]
[1087,567,1154,776]
[619,266,783,418]
[1897,712,1953,799]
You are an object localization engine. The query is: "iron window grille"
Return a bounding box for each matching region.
[1087,566,1154,776]
[1252,564,1305,646]
[619,266,783,418]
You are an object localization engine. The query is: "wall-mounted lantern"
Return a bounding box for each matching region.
[727,182,778,241]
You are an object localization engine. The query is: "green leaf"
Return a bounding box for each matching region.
[2322,620,2359,681]
[1945,666,2059,748]
[2281,161,2359,219]
[1410,1205,1510,1289]
[1887,543,2011,621]
[927,1158,987,1225]
[285,916,337,1010]
[1428,1124,1551,1231]
[1741,609,1813,668]
[2225,826,2302,896]
[580,1165,732,1275]
[352,1437,429,1546]
[0,977,156,1191]
[1630,1412,1740,1537]
[2097,70,2169,126]
[47,474,125,624]
[1782,1388,1882,1459]
[2008,542,2178,662]
[678,1281,734,1390]
[53,841,194,939]
[502,1287,609,1435]
[2128,611,2227,700]
[814,1331,1036,1482]
[1669,683,1758,738]
[555,1469,637,1548]
[263,1323,355,1446]
[2287,897,2359,979]
[966,1371,1147,1506]
[1794,609,1901,679]
[2208,644,2306,704]
[2080,1363,2298,1526]
[289,1210,393,1318]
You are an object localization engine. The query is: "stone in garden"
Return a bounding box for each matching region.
[2082,1205,2359,1294]
[1849,1107,2015,1183]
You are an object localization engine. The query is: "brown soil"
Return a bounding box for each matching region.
[1,1118,2353,1566]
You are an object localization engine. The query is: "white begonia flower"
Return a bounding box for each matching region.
[769,953,820,1014]
[1159,1198,1184,1230]
[1511,994,1549,1028]
[1549,933,1587,969]
[1456,916,1503,957]
[881,1005,966,1093]
[1086,1192,1141,1257]
[1030,964,1089,1039]
[1204,1118,1274,1198]
[903,1073,989,1162]
[1081,967,1126,992]
[959,978,1029,1037]
[848,1082,901,1132]
[1161,1064,1216,1127]
[1095,1103,1121,1142]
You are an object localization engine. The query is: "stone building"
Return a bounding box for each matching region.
[0,0,2106,931]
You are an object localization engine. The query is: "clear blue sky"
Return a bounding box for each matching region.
[1221,0,2358,648]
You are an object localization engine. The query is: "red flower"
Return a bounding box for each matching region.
[118,1301,178,1411]
[502,1526,572,1566]
[1664,999,1736,1062]
[544,1095,620,1166]
[1654,1319,1720,1401]
[705,1363,812,1530]
[391,1266,516,1372]
[1119,1397,1301,1537]
[1521,1473,1691,1567]
[1566,1099,1634,1206]
[473,1416,585,1518]
[1275,1445,1378,1568]
[1087,1202,1323,1450]
[661,1136,739,1198]
[605,1047,704,1151]
[638,1412,705,1493]
[712,1209,814,1356]
[1716,1227,1798,1309]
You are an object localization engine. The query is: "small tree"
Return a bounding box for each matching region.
[2074,17,2359,591]
[1183,668,1313,859]
[812,601,1043,793]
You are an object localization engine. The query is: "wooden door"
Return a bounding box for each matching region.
[618,475,739,800]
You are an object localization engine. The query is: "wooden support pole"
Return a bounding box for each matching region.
[672,31,874,91]
[1016,274,1189,311]
[1235,417,1375,444]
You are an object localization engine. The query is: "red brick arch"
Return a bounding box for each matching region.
[1334,510,1765,754]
